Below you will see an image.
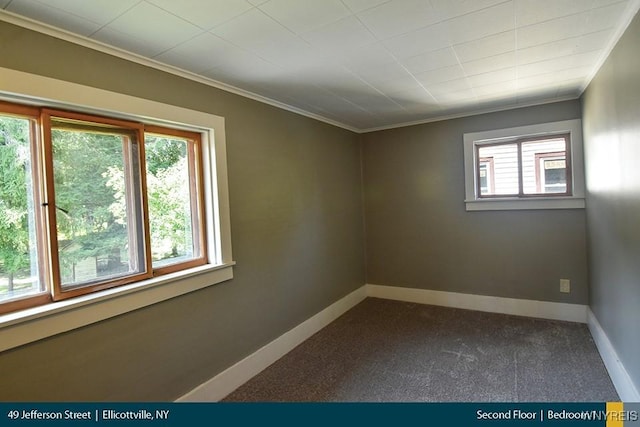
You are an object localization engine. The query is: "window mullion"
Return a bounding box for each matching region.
[517,140,524,197]
[136,130,154,279]
[39,109,64,300]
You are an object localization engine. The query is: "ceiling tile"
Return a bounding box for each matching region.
[357,0,442,40]
[517,13,589,48]
[282,64,363,90]
[515,0,595,27]
[341,0,391,13]
[14,0,140,26]
[462,51,516,76]
[382,22,450,59]
[444,1,515,45]
[6,0,102,36]
[92,26,166,57]
[387,87,438,108]
[401,47,459,74]
[431,0,512,21]
[333,43,397,71]
[146,0,253,30]
[476,95,518,110]
[584,1,631,33]
[473,79,517,97]
[200,52,284,85]
[247,37,321,68]
[467,67,517,87]
[518,50,601,78]
[154,32,245,73]
[371,76,422,94]
[99,2,202,54]
[415,64,466,86]
[300,16,376,54]
[517,30,610,65]
[211,8,291,49]
[424,78,471,96]
[434,89,477,106]
[453,30,515,63]
[351,60,412,84]
[246,0,269,5]
[258,0,351,34]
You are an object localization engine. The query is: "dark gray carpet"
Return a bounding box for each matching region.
[224,298,618,402]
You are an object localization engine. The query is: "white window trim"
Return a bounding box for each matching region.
[0,67,234,352]
[463,119,585,211]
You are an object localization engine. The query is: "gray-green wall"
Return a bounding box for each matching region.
[582,11,640,393]
[0,21,365,401]
[362,101,589,305]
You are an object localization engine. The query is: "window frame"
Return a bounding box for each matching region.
[474,133,572,199]
[0,66,233,351]
[41,109,154,301]
[463,119,585,211]
[143,125,208,275]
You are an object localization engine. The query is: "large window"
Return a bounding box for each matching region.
[463,119,585,211]
[0,104,207,313]
[0,67,232,352]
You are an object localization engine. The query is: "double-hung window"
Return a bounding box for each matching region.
[463,119,585,211]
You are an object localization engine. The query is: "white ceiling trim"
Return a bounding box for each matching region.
[579,0,640,94]
[0,9,361,133]
[359,95,579,133]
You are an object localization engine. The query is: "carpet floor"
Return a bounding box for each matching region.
[223,298,618,402]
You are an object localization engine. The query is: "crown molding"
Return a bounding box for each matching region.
[0,10,360,134]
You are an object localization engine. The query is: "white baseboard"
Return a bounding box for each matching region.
[587,308,640,401]
[366,284,588,323]
[176,286,367,402]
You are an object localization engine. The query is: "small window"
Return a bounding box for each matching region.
[475,134,571,198]
[463,119,585,211]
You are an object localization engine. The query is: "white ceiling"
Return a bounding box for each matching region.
[1,0,638,131]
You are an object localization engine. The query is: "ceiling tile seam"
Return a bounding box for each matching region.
[145,0,257,32]
[514,3,520,93]
[86,0,144,38]
[340,0,392,16]
[405,29,513,66]
[355,0,513,43]
[244,0,412,119]
[253,3,316,40]
[144,2,262,59]
[0,10,361,133]
[514,29,613,62]
[449,42,481,103]
[346,3,440,112]
[578,0,640,94]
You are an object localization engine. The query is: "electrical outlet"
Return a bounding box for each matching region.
[560,279,571,293]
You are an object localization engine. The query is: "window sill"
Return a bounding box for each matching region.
[465,197,585,211]
[0,262,234,352]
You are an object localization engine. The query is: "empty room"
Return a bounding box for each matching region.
[0,0,638,405]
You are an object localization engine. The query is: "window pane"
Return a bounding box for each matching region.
[0,115,42,302]
[145,134,197,268]
[477,143,518,195]
[522,137,567,195]
[51,120,146,289]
